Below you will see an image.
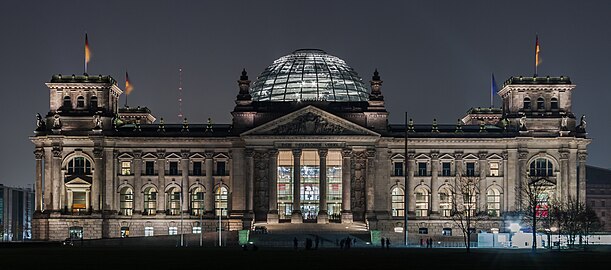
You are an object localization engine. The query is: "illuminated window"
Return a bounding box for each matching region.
[442,228,452,236]
[166,187,181,215]
[487,188,501,217]
[144,227,154,237]
[190,187,204,216]
[72,192,87,212]
[168,227,178,235]
[215,186,228,216]
[415,188,429,217]
[121,161,131,175]
[536,192,550,218]
[119,187,133,216]
[120,227,129,238]
[529,158,553,177]
[143,187,157,215]
[192,225,202,234]
[439,188,452,217]
[489,162,499,176]
[391,187,404,217]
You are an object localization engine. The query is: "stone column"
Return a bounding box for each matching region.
[502,151,509,212]
[52,146,62,211]
[43,148,52,211]
[92,148,104,211]
[133,151,143,213]
[291,149,303,223]
[430,152,439,216]
[67,190,73,212]
[341,149,353,223]
[559,150,569,203]
[517,150,529,209]
[318,149,329,224]
[156,150,166,214]
[245,149,254,217]
[569,149,578,201]
[506,150,517,211]
[578,152,587,204]
[407,152,416,214]
[104,149,115,212]
[34,149,43,212]
[365,149,376,220]
[181,150,190,212]
[204,151,214,217]
[267,149,279,224]
[85,190,90,210]
[478,152,488,211]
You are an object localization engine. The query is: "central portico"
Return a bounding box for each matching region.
[240,105,381,225]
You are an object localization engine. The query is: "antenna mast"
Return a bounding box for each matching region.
[178,68,183,120]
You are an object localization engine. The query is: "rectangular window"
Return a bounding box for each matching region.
[168,227,178,235]
[216,161,226,176]
[442,162,451,176]
[419,228,428,234]
[489,162,499,176]
[466,162,476,176]
[120,227,129,238]
[442,228,452,236]
[145,161,155,175]
[192,161,202,176]
[394,162,404,176]
[72,192,86,211]
[418,162,427,176]
[121,161,131,175]
[144,227,154,237]
[192,227,202,234]
[169,161,179,175]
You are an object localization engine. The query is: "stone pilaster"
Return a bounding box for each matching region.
[318,149,329,224]
[365,149,376,220]
[204,151,214,217]
[103,149,115,212]
[502,151,509,212]
[156,150,166,213]
[430,152,439,216]
[267,149,279,224]
[133,151,143,213]
[341,148,353,223]
[34,149,43,212]
[517,150,529,209]
[92,148,103,211]
[181,150,190,212]
[407,152,416,214]
[52,146,62,211]
[291,149,303,223]
[478,152,488,211]
[559,150,569,203]
[245,149,254,217]
[578,152,587,204]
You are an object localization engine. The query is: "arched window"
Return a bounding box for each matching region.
[215,186,228,216]
[486,188,501,217]
[77,96,85,108]
[415,188,429,217]
[439,187,452,217]
[90,96,98,110]
[391,187,404,217]
[166,186,181,215]
[190,186,205,216]
[67,157,92,175]
[63,96,72,109]
[529,158,554,177]
[537,97,545,110]
[523,97,531,110]
[536,191,551,218]
[550,97,558,110]
[143,187,157,215]
[463,189,478,217]
[119,187,133,216]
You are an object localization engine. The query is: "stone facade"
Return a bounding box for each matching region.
[31,52,591,242]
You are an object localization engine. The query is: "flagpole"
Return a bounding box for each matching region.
[490,74,494,107]
[404,111,409,247]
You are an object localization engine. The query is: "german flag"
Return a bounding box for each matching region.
[125,72,134,95]
[85,33,91,64]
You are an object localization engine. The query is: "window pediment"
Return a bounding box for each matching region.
[117,153,134,159]
[141,153,157,159]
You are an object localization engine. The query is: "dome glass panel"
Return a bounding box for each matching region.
[251,49,369,102]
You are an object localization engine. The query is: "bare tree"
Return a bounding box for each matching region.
[551,197,602,249]
[450,175,488,253]
[519,175,556,252]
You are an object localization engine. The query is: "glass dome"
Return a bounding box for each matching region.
[250,49,369,102]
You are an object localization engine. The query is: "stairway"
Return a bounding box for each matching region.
[247,222,371,248]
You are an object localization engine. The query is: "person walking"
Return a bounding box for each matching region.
[385,237,390,249]
[429,237,433,248]
[380,237,385,248]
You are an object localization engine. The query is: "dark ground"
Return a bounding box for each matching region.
[1,243,611,270]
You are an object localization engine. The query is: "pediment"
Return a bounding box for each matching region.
[463,153,479,160]
[190,153,205,159]
[64,175,92,185]
[415,153,430,160]
[241,105,380,136]
[165,153,181,160]
[439,154,455,160]
[117,153,134,159]
[142,153,157,159]
[487,153,503,160]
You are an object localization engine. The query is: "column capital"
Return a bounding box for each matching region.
[341,148,352,158]
[204,151,214,159]
[366,149,376,158]
[133,150,142,159]
[156,150,166,159]
[93,148,104,159]
[518,150,529,160]
[478,152,488,160]
[268,149,279,158]
[318,149,328,158]
[292,148,302,158]
[559,150,570,160]
[406,151,416,159]
[578,152,588,162]
[34,149,44,159]
[501,151,508,160]
[245,148,255,158]
[453,151,463,160]
[180,150,190,159]
[430,151,439,160]
[52,146,62,158]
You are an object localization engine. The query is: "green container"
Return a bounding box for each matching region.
[239,230,250,245]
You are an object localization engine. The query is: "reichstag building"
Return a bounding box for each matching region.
[31,49,590,242]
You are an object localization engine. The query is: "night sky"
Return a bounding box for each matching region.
[1,0,610,188]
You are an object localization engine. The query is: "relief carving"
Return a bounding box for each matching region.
[269,112,352,135]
